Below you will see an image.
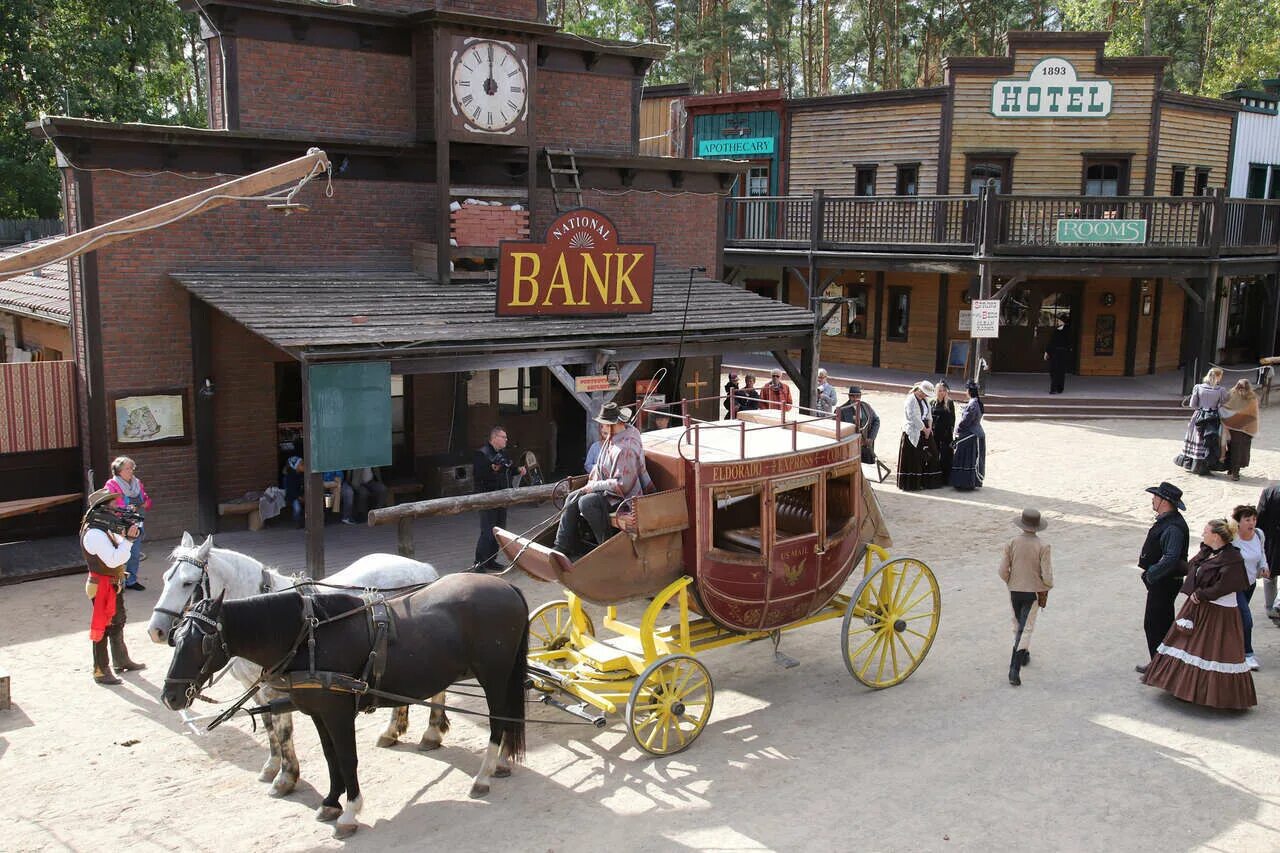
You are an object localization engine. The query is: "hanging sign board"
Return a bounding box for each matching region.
[307,362,392,472]
[970,300,1000,338]
[575,375,618,393]
[957,310,972,332]
[497,209,655,316]
[698,137,775,157]
[1056,218,1148,244]
[991,58,1113,118]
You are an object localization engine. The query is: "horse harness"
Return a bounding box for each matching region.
[267,591,396,704]
[154,553,274,631]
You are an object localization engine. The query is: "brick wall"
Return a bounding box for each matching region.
[450,203,529,247]
[531,188,720,273]
[235,38,414,143]
[536,71,635,154]
[206,36,225,130]
[77,172,434,536]
[0,313,15,361]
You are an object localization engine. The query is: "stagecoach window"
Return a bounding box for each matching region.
[498,367,542,414]
[774,480,817,542]
[825,464,859,538]
[711,485,764,555]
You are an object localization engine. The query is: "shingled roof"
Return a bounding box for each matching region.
[0,236,71,326]
[170,268,815,361]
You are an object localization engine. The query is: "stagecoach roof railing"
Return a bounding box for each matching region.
[634,393,853,463]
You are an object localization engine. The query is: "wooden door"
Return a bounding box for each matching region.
[992,283,1082,372]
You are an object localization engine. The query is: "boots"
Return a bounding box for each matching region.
[1008,649,1023,686]
[108,626,147,672]
[93,639,121,685]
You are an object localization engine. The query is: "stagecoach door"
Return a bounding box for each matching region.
[768,474,822,599]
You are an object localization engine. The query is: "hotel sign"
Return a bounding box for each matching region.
[698,137,775,157]
[1056,219,1148,244]
[497,209,655,316]
[991,58,1113,118]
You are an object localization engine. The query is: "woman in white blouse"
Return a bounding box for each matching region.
[1234,504,1269,671]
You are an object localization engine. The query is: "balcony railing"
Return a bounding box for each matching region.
[723,189,1280,257]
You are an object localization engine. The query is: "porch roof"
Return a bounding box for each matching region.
[170,268,815,365]
[0,236,71,326]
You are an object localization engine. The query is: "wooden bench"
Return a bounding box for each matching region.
[385,480,425,505]
[218,500,263,531]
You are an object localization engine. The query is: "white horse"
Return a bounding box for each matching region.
[148,533,448,796]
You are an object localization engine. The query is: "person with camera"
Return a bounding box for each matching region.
[105,455,152,590]
[474,426,525,571]
[81,488,147,685]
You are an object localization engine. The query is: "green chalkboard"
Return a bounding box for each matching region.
[307,362,392,473]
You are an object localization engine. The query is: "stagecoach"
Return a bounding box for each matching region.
[493,397,941,756]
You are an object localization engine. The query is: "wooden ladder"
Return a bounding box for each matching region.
[545,147,583,213]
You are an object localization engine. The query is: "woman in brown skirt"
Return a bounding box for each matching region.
[1220,378,1259,481]
[1143,518,1256,709]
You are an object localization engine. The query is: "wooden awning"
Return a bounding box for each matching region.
[170,269,815,369]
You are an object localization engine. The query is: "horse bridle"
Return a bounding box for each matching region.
[154,554,212,645]
[163,608,232,704]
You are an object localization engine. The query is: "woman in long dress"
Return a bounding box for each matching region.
[1175,367,1228,476]
[1220,378,1259,482]
[896,381,943,491]
[1142,518,1256,710]
[931,380,957,482]
[950,381,986,490]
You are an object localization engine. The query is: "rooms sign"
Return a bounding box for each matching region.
[990,58,1113,118]
[497,209,656,316]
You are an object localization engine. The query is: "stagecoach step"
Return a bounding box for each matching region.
[537,693,607,728]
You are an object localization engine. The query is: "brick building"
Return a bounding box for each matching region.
[36,0,814,569]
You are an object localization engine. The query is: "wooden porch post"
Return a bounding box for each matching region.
[300,359,324,578]
[189,297,218,535]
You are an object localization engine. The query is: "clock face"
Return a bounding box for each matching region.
[451,39,528,134]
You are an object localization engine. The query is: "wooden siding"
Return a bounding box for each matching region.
[639,95,678,157]
[1077,278,1133,376]
[788,101,942,195]
[1230,111,1280,196]
[693,111,781,194]
[1155,282,1186,372]
[1154,104,1233,193]
[948,50,1156,194]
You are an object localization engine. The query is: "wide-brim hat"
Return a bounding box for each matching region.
[86,488,117,511]
[1014,508,1048,532]
[912,380,937,397]
[594,402,624,425]
[847,385,862,396]
[1145,481,1186,510]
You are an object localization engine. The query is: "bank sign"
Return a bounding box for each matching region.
[1056,218,1148,244]
[698,137,775,157]
[497,209,655,316]
[991,58,1113,118]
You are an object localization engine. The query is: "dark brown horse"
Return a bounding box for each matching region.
[161,573,529,837]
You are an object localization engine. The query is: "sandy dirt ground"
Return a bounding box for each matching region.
[3,389,1280,852]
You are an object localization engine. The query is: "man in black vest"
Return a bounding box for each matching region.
[1258,481,1280,621]
[1135,481,1190,673]
[473,426,524,571]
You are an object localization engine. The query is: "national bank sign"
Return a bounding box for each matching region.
[991,58,1113,118]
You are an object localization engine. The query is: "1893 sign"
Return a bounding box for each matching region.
[497,209,656,316]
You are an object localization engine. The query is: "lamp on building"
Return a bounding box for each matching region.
[198,378,215,398]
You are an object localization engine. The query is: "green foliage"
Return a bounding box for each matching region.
[0,0,207,219]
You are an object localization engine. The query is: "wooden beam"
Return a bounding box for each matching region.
[370,481,561,525]
[548,364,594,410]
[190,297,218,534]
[300,361,324,578]
[0,149,331,280]
[1170,277,1204,310]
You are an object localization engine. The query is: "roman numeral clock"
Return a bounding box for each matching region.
[449,36,530,136]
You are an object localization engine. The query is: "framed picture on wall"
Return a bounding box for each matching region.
[110,388,190,447]
[1094,314,1116,357]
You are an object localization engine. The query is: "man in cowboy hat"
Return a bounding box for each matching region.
[81,488,147,685]
[838,386,881,463]
[1136,481,1190,673]
[553,402,645,560]
[999,508,1054,686]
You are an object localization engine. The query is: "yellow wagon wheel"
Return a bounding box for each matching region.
[528,599,594,654]
[626,654,714,757]
[841,556,940,689]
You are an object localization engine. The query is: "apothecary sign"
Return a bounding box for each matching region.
[991,58,1113,118]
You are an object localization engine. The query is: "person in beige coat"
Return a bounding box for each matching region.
[1220,379,1259,481]
[999,508,1055,686]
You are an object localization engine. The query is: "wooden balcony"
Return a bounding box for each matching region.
[723,190,1280,260]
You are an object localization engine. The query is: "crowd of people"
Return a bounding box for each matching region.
[896,378,986,492]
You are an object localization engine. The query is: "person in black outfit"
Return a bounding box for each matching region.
[1043,318,1073,394]
[1135,481,1190,673]
[931,380,957,481]
[1258,482,1280,620]
[736,374,761,413]
[473,425,524,571]
[723,372,740,417]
